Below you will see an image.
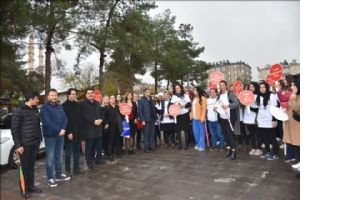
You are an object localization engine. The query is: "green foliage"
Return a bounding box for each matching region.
[0,1,44,98]
[1,0,210,99]
[108,6,155,92]
[30,0,80,94]
[74,0,156,90]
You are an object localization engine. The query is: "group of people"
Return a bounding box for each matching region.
[11,75,300,198]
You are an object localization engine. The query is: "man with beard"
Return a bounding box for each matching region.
[80,88,105,170]
[41,89,70,188]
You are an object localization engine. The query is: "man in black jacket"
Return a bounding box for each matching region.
[138,88,157,153]
[11,91,42,198]
[80,88,105,170]
[62,88,84,175]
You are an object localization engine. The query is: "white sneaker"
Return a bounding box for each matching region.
[48,179,58,188]
[254,149,263,156]
[194,145,199,150]
[198,148,205,152]
[55,173,71,181]
[249,149,256,155]
[292,162,300,169]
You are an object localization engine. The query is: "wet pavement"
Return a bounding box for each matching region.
[1,147,299,200]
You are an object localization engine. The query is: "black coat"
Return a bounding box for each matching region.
[105,105,123,134]
[11,104,42,148]
[130,102,138,120]
[62,100,83,143]
[80,99,103,139]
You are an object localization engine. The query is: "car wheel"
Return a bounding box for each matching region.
[8,146,19,169]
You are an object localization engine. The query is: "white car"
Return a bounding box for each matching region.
[0,113,45,169]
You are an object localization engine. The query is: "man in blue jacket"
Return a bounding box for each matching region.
[139,88,157,153]
[40,89,70,188]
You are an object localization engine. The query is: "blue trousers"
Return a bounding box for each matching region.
[208,120,225,148]
[143,121,155,150]
[192,119,206,150]
[44,136,64,180]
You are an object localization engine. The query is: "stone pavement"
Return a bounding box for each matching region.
[1,147,299,200]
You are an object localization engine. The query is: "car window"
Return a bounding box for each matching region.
[0,114,12,129]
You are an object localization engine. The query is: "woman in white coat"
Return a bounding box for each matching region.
[243,82,263,156]
[256,81,279,160]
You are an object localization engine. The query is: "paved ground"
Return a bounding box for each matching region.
[1,147,299,200]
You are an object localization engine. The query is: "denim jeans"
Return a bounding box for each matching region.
[208,120,225,148]
[192,119,206,150]
[44,136,64,180]
[65,141,81,172]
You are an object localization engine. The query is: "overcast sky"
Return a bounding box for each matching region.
[34,1,299,90]
[149,1,300,80]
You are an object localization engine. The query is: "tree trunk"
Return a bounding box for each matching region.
[99,50,104,91]
[154,60,158,94]
[44,45,52,96]
[166,80,170,90]
[98,0,119,92]
[44,0,54,97]
[129,67,134,92]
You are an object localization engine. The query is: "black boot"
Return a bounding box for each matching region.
[108,156,115,162]
[230,150,237,160]
[224,148,232,158]
[184,132,189,150]
[177,142,182,150]
[21,192,32,198]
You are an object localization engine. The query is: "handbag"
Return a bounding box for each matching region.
[136,119,144,130]
[292,110,300,122]
[121,120,131,138]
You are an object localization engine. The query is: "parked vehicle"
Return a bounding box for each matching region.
[0,114,45,169]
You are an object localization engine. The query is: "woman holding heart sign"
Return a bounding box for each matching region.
[242,82,263,156]
[217,80,240,160]
[123,92,138,155]
[169,83,191,150]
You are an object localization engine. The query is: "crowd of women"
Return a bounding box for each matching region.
[96,74,300,169]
